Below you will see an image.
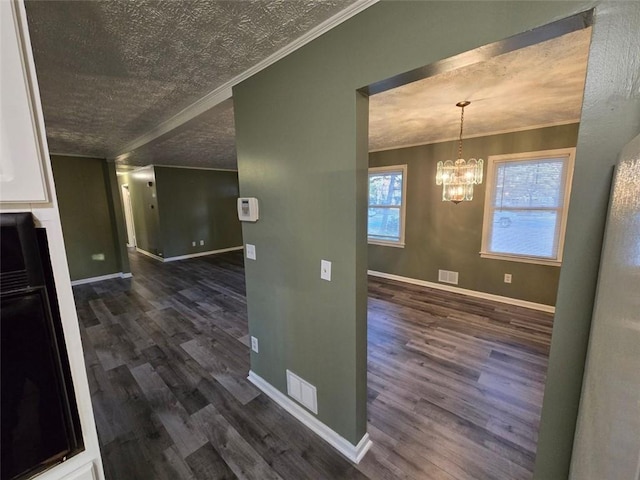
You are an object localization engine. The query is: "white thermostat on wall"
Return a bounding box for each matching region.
[237,197,259,222]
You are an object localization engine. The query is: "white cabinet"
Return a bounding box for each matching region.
[0,0,49,203]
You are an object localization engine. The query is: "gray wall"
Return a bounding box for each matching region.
[235,1,640,476]
[369,124,580,306]
[154,166,243,258]
[51,155,129,281]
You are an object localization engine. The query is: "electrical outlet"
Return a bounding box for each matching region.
[192,241,196,247]
[504,273,512,284]
[251,336,259,353]
[199,240,204,246]
[321,260,332,281]
[246,244,256,260]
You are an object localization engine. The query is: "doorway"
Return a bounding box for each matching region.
[121,184,136,247]
[362,11,592,479]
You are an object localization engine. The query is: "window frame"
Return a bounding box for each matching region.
[368,164,407,248]
[480,148,576,266]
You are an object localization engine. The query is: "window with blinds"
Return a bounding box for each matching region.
[481,148,575,265]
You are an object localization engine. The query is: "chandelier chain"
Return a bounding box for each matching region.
[458,105,465,159]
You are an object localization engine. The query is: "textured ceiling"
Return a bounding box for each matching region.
[25,0,357,160]
[120,98,237,170]
[369,28,591,151]
[25,2,590,170]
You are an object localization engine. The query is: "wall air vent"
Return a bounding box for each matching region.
[286,369,318,414]
[438,269,459,285]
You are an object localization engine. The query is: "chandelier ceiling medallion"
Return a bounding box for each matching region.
[436,101,484,204]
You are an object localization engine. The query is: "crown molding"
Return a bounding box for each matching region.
[110,0,379,161]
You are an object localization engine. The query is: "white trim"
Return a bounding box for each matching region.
[367,270,555,313]
[479,251,561,267]
[59,462,96,480]
[136,247,164,262]
[70,272,132,286]
[110,0,379,160]
[117,164,238,175]
[247,371,373,464]
[368,240,405,248]
[118,165,154,175]
[152,164,238,173]
[136,246,244,263]
[162,246,244,262]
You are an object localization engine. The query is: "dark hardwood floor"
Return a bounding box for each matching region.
[73,250,552,479]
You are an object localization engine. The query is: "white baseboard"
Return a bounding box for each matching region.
[71,272,131,286]
[368,270,555,313]
[163,246,244,262]
[136,247,164,261]
[247,371,372,464]
[135,246,243,263]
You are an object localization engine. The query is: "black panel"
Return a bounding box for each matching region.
[0,213,83,480]
[0,213,44,291]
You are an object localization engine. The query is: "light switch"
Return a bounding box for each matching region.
[321,260,331,281]
[246,244,256,260]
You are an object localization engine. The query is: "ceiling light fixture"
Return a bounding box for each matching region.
[435,101,484,204]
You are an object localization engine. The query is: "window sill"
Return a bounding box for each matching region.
[368,240,405,248]
[480,252,561,267]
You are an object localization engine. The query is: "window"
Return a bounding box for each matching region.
[368,165,407,247]
[481,148,575,265]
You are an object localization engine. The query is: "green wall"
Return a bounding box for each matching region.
[154,167,242,258]
[120,166,242,259]
[537,4,640,479]
[234,0,597,448]
[369,124,580,306]
[51,155,129,281]
[235,0,640,476]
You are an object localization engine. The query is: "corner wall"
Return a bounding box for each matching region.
[234,0,597,451]
[536,3,640,478]
[51,155,129,281]
[154,166,242,258]
[369,124,579,306]
[120,166,243,260]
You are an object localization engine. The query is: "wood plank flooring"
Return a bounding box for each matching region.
[73,250,552,479]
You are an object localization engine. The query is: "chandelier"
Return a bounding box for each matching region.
[435,101,484,204]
